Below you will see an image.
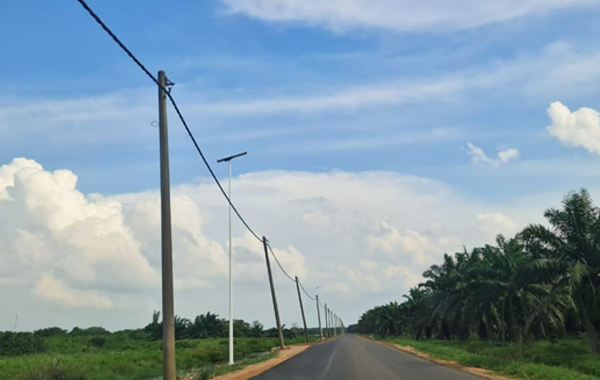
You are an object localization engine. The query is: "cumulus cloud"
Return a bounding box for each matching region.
[466,142,519,164]
[0,158,242,311]
[0,159,159,301]
[1,157,532,330]
[220,0,591,33]
[547,101,600,155]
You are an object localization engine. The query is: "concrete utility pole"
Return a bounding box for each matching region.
[217,151,247,365]
[295,276,309,343]
[324,304,329,338]
[333,315,338,336]
[158,70,176,380]
[333,314,336,336]
[263,237,285,350]
[316,295,323,340]
[332,312,336,336]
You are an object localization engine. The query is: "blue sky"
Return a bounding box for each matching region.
[3,0,600,330]
[2,0,599,197]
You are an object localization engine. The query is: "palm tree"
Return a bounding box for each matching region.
[250,321,264,338]
[376,302,404,338]
[144,310,162,340]
[521,189,600,354]
[174,315,191,340]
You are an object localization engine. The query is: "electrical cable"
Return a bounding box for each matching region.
[76,1,342,321]
[266,242,295,283]
[298,280,316,301]
[75,0,262,242]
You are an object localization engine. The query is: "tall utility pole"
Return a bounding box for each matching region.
[316,295,323,340]
[334,315,337,336]
[295,276,309,343]
[217,151,247,365]
[335,314,338,336]
[158,70,176,380]
[324,304,329,338]
[332,314,335,336]
[263,237,285,350]
[331,312,335,337]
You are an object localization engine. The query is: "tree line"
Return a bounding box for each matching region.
[351,189,600,355]
[0,311,300,356]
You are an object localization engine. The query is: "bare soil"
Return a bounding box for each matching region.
[208,343,312,380]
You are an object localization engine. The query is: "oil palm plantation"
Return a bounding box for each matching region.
[521,189,600,353]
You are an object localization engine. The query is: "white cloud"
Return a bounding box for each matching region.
[0,159,159,296]
[220,0,591,33]
[499,148,519,162]
[366,222,461,266]
[0,157,539,330]
[467,142,492,163]
[32,275,113,309]
[381,265,423,288]
[302,210,332,229]
[197,78,463,115]
[475,213,520,240]
[466,142,519,164]
[547,101,600,155]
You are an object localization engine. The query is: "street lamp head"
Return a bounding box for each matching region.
[217,151,247,163]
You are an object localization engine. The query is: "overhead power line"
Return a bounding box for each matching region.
[266,243,295,283]
[75,0,262,243]
[75,0,334,317]
[298,280,316,301]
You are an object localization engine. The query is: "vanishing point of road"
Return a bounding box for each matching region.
[251,334,486,380]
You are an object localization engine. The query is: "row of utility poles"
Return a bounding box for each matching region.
[157,70,344,380]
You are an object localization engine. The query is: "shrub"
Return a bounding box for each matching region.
[0,332,46,356]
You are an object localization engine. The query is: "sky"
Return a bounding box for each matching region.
[2,0,600,332]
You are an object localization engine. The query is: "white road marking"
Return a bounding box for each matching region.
[319,347,338,379]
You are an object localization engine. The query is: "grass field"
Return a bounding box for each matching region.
[0,336,314,380]
[384,337,600,380]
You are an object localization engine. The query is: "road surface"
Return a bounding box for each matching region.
[251,334,486,380]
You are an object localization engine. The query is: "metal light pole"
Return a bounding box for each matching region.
[217,151,247,365]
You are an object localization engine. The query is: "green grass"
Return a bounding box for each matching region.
[382,337,600,380]
[192,352,278,380]
[0,336,313,380]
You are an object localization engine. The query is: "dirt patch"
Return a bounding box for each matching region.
[361,336,518,380]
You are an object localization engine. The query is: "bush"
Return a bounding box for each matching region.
[33,328,67,339]
[88,336,106,348]
[68,327,109,337]
[0,332,46,356]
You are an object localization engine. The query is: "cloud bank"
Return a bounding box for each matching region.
[0,158,528,330]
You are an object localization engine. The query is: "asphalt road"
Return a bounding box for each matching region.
[250,334,486,380]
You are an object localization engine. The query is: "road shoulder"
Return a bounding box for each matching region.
[210,338,337,380]
[360,336,518,380]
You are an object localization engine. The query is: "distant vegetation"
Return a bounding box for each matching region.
[0,312,309,380]
[351,189,600,379]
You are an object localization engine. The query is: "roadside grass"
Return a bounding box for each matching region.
[384,337,600,380]
[0,336,315,380]
[192,352,278,380]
